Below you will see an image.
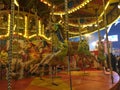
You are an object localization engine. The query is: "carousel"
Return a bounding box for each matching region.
[0,0,120,90]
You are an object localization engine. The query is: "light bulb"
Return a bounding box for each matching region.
[118,3,120,9]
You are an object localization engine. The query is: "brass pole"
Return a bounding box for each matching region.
[8,0,14,89]
[16,2,20,73]
[102,0,113,84]
[50,3,57,85]
[16,5,19,36]
[96,9,102,69]
[77,18,82,40]
[65,0,72,90]
[96,9,101,42]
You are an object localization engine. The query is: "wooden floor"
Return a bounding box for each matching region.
[0,70,119,90]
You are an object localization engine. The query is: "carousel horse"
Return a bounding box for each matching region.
[28,40,68,74]
[28,48,68,75]
[23,39,51,75]
[27,42,40,60]
[39,21,67,64]
[26,40,51,74]
[40,40,68,65]
[23,21,66,74]
[54,23,64,43]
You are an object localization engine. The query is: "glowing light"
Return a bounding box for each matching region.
[118,3,120,9]
[38,20,41,35]
[85,34,90,37]
[99,1,110,19]
[40,34,51,40]
[40,0,111,31]
[94,24,98,27]
[91,41,97,47]
[13,24,16,31]
[56,0,109,29]
[28,34,36,39]
[68,19,103,28]
[6,14,10,36]
[68,0,110,29]
[53,0,93,15]
[24,15,28,38]
[40,0,52,7]
[28,34,51,41]
[14,0,19,7]
[105,2,109,10]
[18,33,23,36]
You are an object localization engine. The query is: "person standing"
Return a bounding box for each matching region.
[111,53,117,72]
[117,56,120,75]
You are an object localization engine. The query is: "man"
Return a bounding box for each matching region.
[117,56,120,75]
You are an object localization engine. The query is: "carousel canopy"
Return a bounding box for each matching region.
[0,0,119,37]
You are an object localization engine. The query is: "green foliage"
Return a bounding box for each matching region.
[97,42,106,61]
[97,54,106,61]
[78,40,91,55]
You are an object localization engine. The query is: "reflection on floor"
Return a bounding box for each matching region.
[0,70,119,90]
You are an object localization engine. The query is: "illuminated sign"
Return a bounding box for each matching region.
[108,35,118,42]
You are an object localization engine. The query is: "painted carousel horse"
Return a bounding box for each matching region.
[28,40,68,75]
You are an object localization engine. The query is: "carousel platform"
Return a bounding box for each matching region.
[0,70,119,90]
